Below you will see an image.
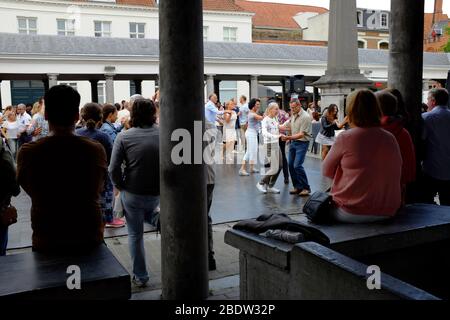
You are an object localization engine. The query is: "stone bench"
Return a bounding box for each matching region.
[0,244,131,300]
[225,204,450,300]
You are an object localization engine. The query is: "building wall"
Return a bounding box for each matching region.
[302,12,329,42]
[252,27,302,42]
[302,11,390,49]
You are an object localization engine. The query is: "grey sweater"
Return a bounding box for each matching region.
[109,126,160,196]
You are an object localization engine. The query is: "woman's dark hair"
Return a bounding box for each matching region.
[312,111,320,121]
[387,88,409,119]
[102,104,117,123]
[114,103,122,111]
[325,104,338,120]
[248,98,261,110]
[375,90,398,117]
[130,99,157,128]
[80,103,102,130]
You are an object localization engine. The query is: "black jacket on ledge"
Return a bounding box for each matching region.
[233,213,330,245]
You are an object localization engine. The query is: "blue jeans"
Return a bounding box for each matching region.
[288,141,310,191]
[0,225,8,256]
[121,190,160,283]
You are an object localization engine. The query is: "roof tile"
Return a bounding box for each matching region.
[235,0,327,29]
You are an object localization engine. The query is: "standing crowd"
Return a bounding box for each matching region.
[0,83,449,288]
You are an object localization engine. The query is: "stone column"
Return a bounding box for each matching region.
[89,80,99,103]
[133,79,143,95]
[43,78,49,93]
[250,75,259,99]
[47,74,59,88]
[214,79,221,102]
[388,0,425,144]
[314,0,371,121]
[159,0,208,300]
[105,74,115,104]
[206,74,215,97]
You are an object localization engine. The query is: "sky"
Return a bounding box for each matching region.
[250,0,450,14]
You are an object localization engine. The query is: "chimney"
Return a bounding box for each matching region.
[435,0,443,15]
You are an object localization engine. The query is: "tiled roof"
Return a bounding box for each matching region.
[203,0,246,12]
[0,33,448,68]
[115,0,155,6]
[254,39,327,46]
[109,0,246,12]
[235,0,328,29]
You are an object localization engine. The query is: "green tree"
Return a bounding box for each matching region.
[443,26,450,52]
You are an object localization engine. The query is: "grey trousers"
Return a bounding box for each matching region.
[260,142,283,188]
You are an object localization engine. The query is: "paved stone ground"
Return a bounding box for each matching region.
[8,153,328,250]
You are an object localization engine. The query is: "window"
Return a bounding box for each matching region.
[223,27,237,42]
[130,22,145,38]
[18,17,37,34]
[97,82,106,104]
[59,82,78,91]
[219,81,237,102]
[130,81,136,96]
[380,13,389,29]
[203,26,209,41]
[358,40,366,49]
[95,21,111,37]
[57,19,75,36]
[378,41,389,50]
[357,10,363,27]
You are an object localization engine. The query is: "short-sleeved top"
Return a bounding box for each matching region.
[17,112,31,132]
[2,121,20,139]
[247,112,261,132]
[239,103,250,125]
[17,135,107,253]
[287,109,312,142]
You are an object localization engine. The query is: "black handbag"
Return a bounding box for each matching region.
[303,191,333,224]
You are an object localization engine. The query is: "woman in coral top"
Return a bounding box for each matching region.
[322,89,403,223]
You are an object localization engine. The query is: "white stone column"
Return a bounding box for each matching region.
[250,75,259,99]
[47,73,59,88]
[314,0,371,120]
[105,74,115,104]
[206,74,215,96]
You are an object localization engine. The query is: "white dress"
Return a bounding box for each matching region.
[223,111,237,143]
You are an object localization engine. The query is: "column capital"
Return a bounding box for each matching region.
[105,74,115,80]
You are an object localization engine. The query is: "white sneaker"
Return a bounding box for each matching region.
[239,170,250,176]
[251,168,260,174]
[256,183,268,194]
[267,187,281,194]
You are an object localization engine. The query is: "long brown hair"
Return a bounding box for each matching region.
[80,103,102,130]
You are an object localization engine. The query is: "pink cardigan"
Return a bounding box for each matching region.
[323,127,402,217]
